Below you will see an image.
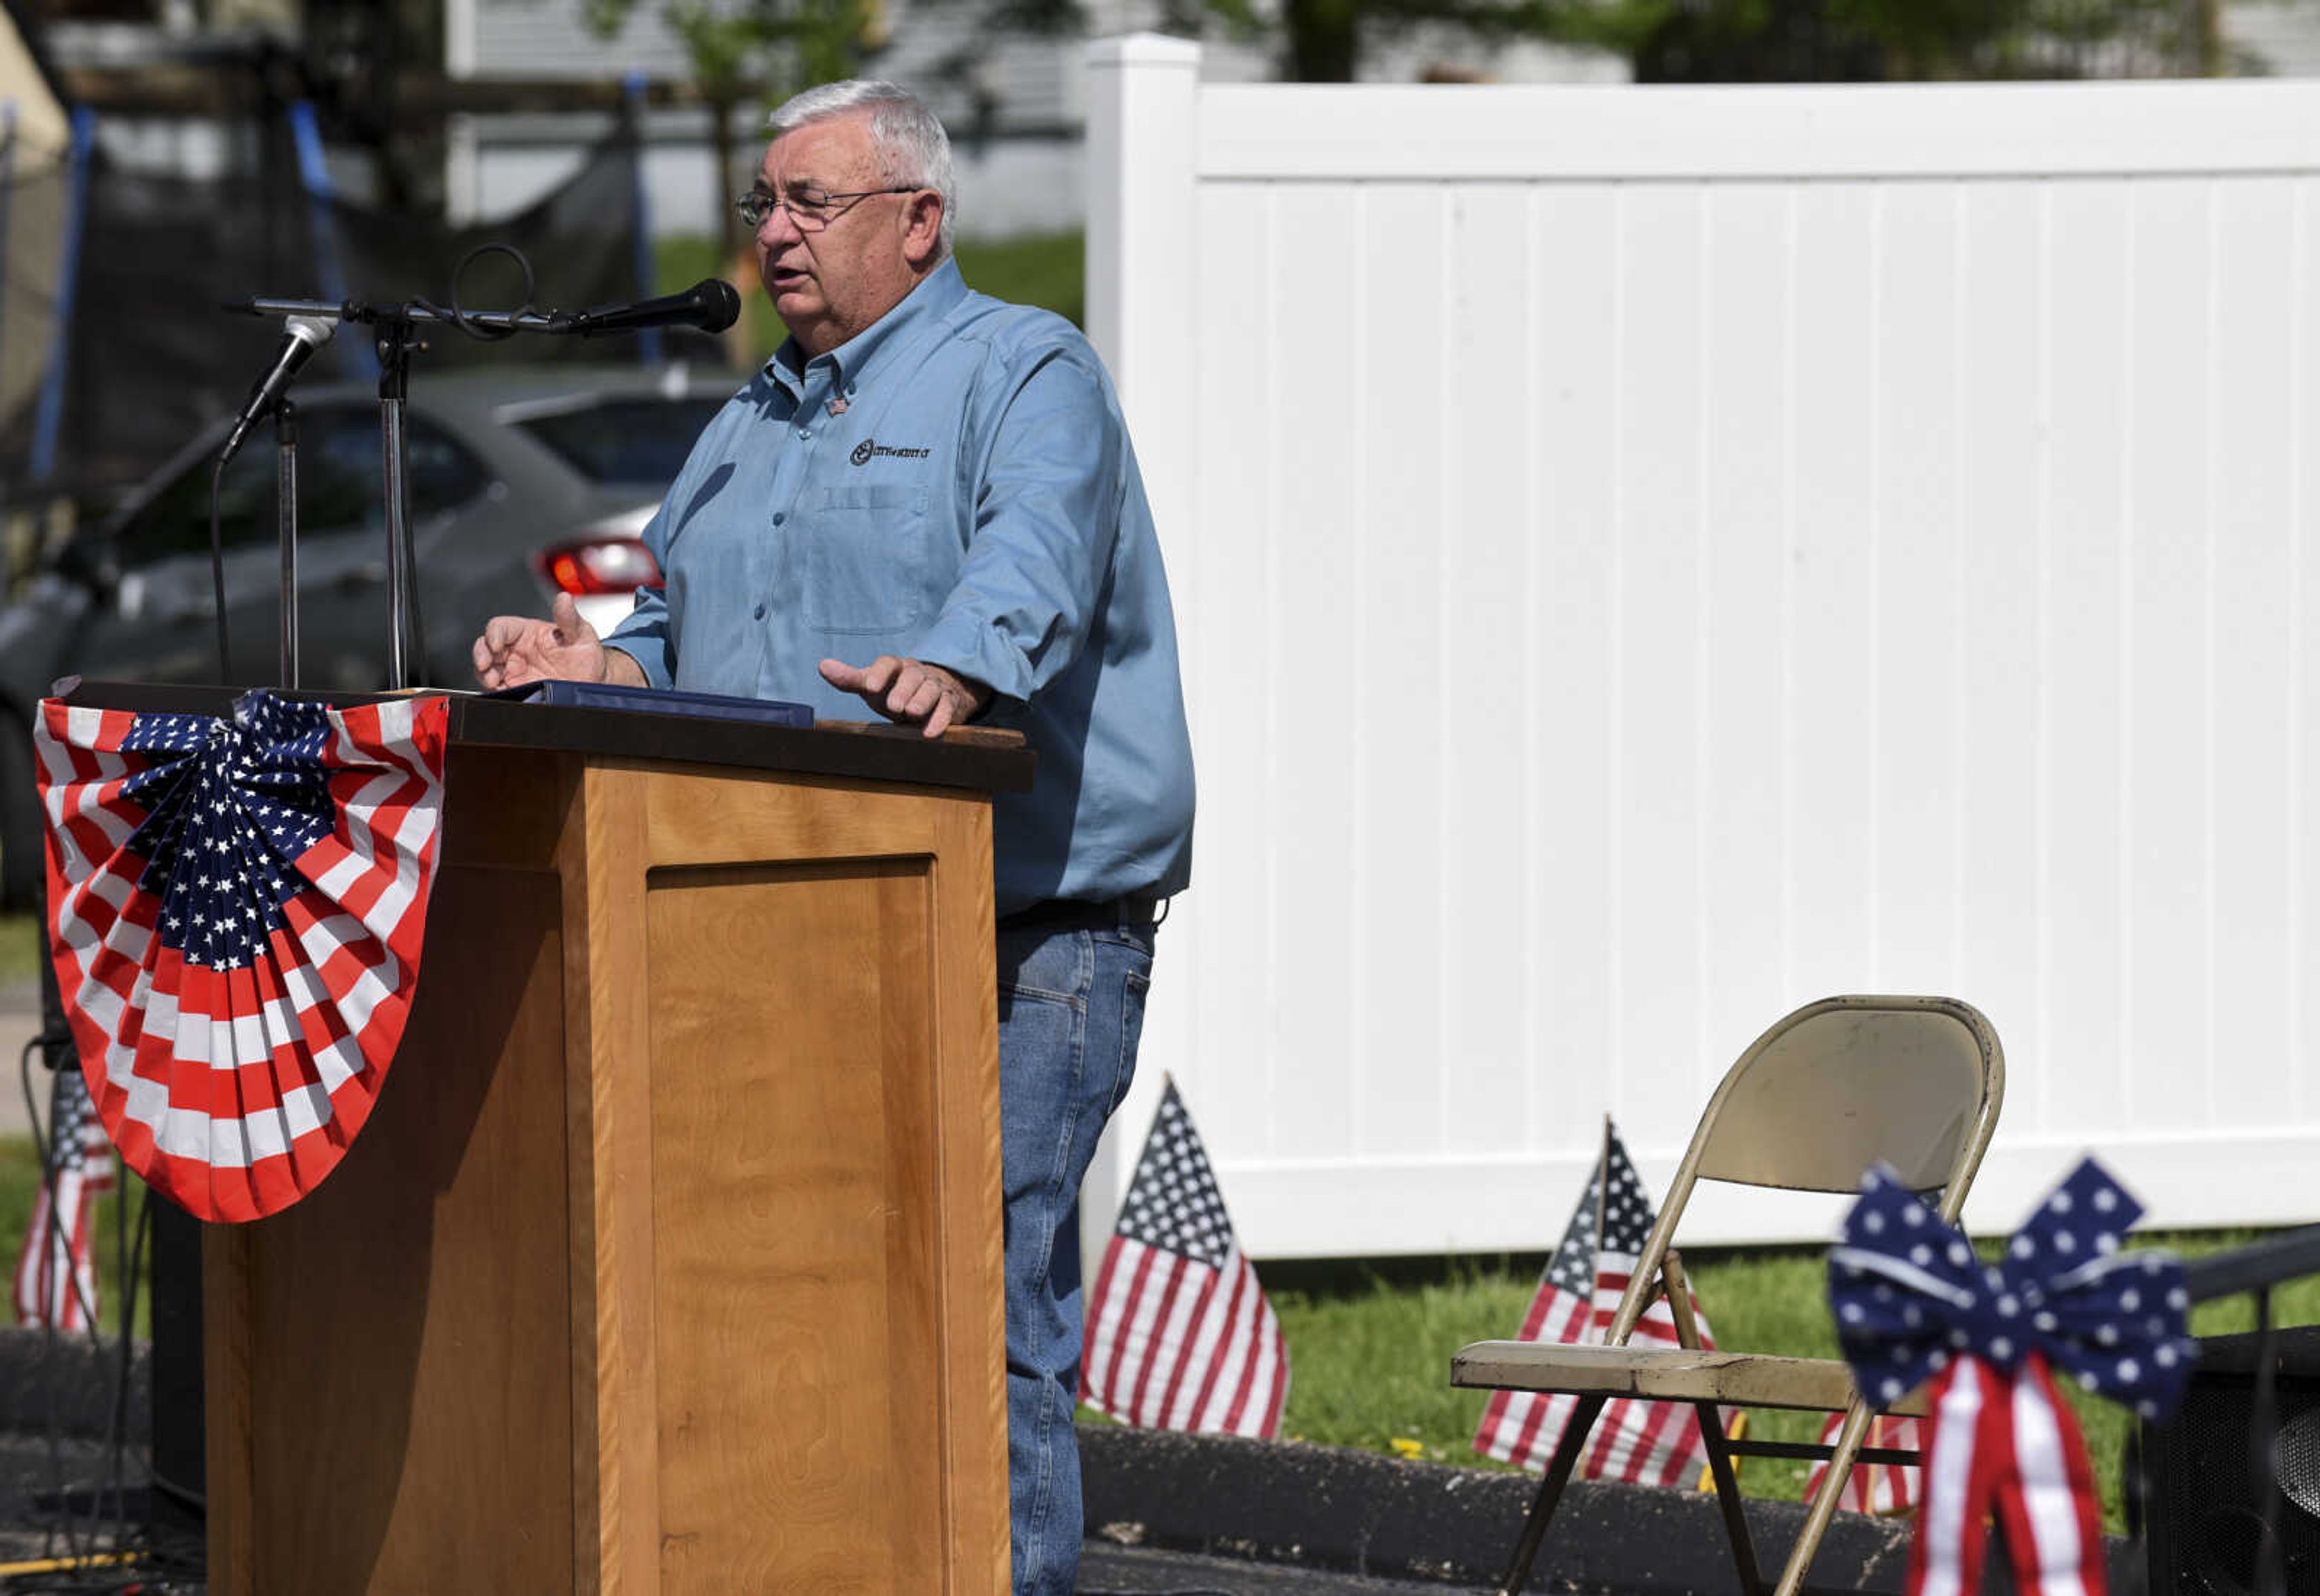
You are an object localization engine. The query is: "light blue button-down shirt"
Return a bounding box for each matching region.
[602,259,1194,916]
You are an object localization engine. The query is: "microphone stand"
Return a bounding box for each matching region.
[374,311,424,690]
[239,296,533,693]
[226,272,736,692]
[275,398,300,687]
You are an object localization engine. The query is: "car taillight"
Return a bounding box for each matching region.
[533,536,661,596]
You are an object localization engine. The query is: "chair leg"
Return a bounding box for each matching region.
[1495,1392,1606,1596]
[1658,1249,1767,1594]
[1771,1403,1874,1596]
[1692,1398,1767,1596]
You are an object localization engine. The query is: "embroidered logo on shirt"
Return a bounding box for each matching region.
[850,438,932,466]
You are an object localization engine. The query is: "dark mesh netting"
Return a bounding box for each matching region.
[314,122,666,377]
[0,113,671,519]
[0,127,316,510]
[0,155,69,483]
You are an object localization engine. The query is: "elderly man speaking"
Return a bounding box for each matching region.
[472,80,1195,1596]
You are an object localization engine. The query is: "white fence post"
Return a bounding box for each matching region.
[1085,32,1201,520]
[1080,32,1201,1287]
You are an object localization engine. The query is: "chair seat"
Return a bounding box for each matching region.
[1449,1340,1930,1419]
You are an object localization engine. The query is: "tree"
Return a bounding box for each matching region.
[1628,0,2241,83]
[953,0,2260,87]
[585,0,884,260]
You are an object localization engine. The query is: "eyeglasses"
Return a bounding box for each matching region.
[735,185,919,232]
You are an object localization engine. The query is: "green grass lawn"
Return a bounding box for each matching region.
[0,1112,2301,1534]
[0,1134,152,1343]
[6,907,2311,1534]
[1233,1234,2320,1535]
[1,913,153,1339]
[0,911,32,985]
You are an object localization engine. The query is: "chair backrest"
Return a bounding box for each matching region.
[1606,995,2003,1345]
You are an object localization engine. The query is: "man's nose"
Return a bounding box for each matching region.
[758,201,804,243]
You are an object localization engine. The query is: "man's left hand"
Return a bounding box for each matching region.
[819,655,992,738]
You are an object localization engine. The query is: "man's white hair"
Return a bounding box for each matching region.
[767,80,956,257]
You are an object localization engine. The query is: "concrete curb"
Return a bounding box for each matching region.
[1080,1424,2139,1594]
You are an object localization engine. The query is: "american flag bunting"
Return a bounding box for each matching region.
[1472,1121,1718,1487]
[37,690,449,1223]
[1081,1079,1289,1438]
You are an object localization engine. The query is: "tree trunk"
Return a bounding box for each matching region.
[713,92,744,265]
[1283,0,1361,82]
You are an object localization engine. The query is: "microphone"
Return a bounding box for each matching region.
[220,314,337,464]
[566,278,742,338]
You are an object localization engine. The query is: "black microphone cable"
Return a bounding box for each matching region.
[409,240,540,344]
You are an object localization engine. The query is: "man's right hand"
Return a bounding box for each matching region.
[472,592,643,690]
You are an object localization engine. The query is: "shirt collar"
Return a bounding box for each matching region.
[766,257,970,398]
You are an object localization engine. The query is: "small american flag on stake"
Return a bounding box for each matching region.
[12,1064,114,1330]
[1080,1078,1288,1438]
[37,689,448,1223]
[1803,1412,1920,1516]
[1472,1118,1718,1487]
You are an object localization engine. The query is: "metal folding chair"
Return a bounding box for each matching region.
[1451,994,2006,1596]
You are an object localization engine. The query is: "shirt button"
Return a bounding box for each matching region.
[753,603,767,621]
[772,511,785,526]
[796,427,810,440]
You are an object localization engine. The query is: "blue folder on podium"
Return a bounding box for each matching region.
[491,678,814,729]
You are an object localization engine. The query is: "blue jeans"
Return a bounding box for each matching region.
[996,922,1155,1596]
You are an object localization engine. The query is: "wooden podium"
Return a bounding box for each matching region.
[69,686,1033,1596]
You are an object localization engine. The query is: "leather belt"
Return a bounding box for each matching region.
[997,895,1165,934]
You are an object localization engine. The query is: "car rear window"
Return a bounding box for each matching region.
[513,398,726,486]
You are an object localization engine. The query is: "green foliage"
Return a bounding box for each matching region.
[586,0,883,105]
[649,228,1085,372]
[938,0,2243,89]
[0,913,33,986]
[953,232,1084,329]
[0,1136,153,1343]
[1631,0,2229,81]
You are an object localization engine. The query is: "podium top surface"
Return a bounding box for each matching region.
[53,680,1037,795]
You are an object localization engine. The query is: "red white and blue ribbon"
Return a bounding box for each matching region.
[37,690,449,1223]
[1828,1158,2197,1596]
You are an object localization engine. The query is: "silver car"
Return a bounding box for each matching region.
[0,363,735,909]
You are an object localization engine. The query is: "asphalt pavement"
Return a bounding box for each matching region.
[0,1328,2151,1595]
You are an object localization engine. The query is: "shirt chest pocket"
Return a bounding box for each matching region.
[802,482,937,634]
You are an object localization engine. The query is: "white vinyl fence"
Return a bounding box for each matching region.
[1081,37,2320,1259]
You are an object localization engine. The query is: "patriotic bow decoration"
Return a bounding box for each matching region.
[39,690,449,1224]
[1828,1157,2197,1596]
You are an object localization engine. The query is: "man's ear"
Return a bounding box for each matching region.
[902,191,945,268]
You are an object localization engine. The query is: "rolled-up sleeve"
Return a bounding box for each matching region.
[909,350,1122,706]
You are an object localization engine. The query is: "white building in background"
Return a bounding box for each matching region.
[2234,0,2320,75]
[442,0,2320,243]
[439,0,1626,239]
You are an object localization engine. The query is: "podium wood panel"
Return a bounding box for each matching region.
[204,739,1010,1596]
[648,861,940,1591]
